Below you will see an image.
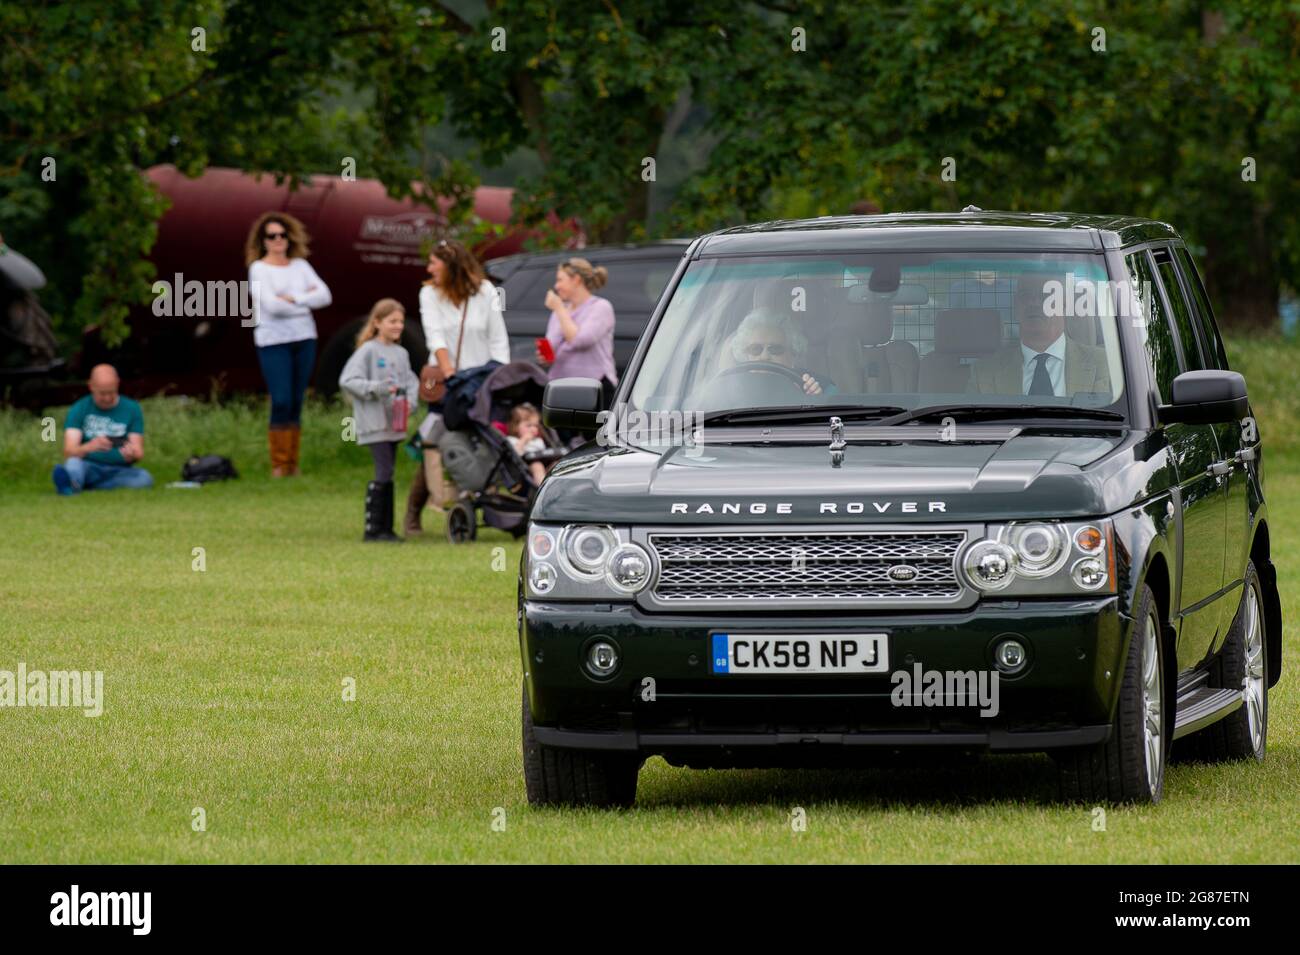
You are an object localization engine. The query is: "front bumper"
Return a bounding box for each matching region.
[520,597,1130,758]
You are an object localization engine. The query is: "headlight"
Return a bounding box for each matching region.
[525,524,657,599]
[607,543,652,593]
[962,519,1115,595]
[963,540,1016,592]
[560,525,618,578]
[1004,522,1068,577]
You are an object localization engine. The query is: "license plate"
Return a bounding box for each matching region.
[710,633,888,675]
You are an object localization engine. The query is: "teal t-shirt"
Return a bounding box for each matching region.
[65,395,144,466]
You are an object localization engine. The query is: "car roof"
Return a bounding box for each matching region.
[696,211,1179,255]
[490,240,692,271]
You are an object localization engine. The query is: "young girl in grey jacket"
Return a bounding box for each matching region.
[339,298,420,542]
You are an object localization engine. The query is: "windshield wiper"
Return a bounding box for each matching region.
[874,404,1127,427]
[699,404,907,427]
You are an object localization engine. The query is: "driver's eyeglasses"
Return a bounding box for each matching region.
[744,342,787,358]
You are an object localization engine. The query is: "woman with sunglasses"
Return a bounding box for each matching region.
[729,308,824,394]
[245,212,332,477]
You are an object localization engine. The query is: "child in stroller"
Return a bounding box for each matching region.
[436,361,566,542]
[506,403,549,486]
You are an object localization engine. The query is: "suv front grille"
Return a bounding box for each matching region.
[646,529,968,608]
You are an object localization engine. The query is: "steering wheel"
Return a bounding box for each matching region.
[715,360,809,391]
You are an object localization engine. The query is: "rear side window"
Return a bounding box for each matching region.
[1124,250,1179,403]
[1175,247,1229,369]
[501,268,550,313]
[1153,247,1205,371]
[599,259,677,314]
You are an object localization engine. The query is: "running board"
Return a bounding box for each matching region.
[1172,686,1242,739]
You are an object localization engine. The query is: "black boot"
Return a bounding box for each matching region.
[364,481,402,542]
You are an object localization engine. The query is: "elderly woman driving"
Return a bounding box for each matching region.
[729,308,823,395]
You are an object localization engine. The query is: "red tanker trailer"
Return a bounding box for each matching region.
[78,165,530,397]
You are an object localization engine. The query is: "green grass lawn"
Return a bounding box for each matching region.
[1,340,1298,863]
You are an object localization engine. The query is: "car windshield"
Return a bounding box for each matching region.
[628,252,1127,425]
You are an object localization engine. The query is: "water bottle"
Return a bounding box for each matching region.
[390,373,409,432]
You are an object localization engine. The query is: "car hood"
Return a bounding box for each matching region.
[534,431,1136,525]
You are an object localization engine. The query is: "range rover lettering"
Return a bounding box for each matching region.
[519,211,1282,807]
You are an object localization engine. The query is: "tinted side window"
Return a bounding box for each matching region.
[1175,247,1230,369]
[501,268,550,312]
[1153,247,1204,371]
[598,258,678,315]
[1125,250,1180,403]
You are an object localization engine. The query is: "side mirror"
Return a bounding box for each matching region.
[1158,370,1248,425]
[543,377,603,432]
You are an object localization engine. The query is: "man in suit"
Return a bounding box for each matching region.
[970,273,1111,398]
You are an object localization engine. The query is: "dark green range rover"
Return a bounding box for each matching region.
[520,211,1282,806]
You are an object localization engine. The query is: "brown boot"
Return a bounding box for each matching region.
[269,426,292,478]
[287,424,302,476]
[404,459,429,535]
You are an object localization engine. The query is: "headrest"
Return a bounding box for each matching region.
[861,301,894,346]
[749,280,836,349]
[934,308,1003,355]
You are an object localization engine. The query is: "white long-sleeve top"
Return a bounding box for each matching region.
[248,258,332,347]
[419,279,509,370]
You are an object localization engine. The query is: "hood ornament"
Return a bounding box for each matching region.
[829,416,846,468]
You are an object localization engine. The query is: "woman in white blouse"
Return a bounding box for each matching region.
[406,239,508,534]
[245,212,332,478]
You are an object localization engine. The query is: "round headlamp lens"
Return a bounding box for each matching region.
[529,562,556,594]
[607,542,652,593]
[529,528,555,560]
[1007,522,1067,577]
[1074,525,1105,554]
[964,540,1016,591]
[562,525,617,576]
[1071,556,1108,590]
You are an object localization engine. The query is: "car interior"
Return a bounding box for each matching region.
[633,255,1125,414]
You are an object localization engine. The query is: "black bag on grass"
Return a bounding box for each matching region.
[182,454,239,483]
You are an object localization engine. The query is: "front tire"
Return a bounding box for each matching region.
[521,682,639,808]
[1175,560,1268,763]
[1055,584,1167,803]
[446,501,476,543]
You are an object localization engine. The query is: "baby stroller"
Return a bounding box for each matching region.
[437,360,566,543]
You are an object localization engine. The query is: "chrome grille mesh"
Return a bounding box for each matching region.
[648,530,966,604]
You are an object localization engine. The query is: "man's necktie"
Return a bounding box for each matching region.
[1028,352,1053,396]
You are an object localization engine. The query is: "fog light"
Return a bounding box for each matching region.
[587,640,619,676]
[995,638,1028,674]
[1071,556,1107,590]
[964,541,1016,591]
[529,562,556,594]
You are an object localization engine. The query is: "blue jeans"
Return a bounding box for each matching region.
[257,339,317,426]
[58,457,154,492]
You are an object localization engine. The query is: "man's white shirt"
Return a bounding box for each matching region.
[1021,333,1067,396]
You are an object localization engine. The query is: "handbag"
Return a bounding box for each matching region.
[419,299,468,404]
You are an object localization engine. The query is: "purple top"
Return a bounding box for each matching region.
[545,295,617,384]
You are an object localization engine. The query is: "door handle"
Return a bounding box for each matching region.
[1206,460,1233,478]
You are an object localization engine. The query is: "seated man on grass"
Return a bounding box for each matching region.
[52,364,153,494]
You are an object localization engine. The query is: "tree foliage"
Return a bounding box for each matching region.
[3,0,1299,348]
